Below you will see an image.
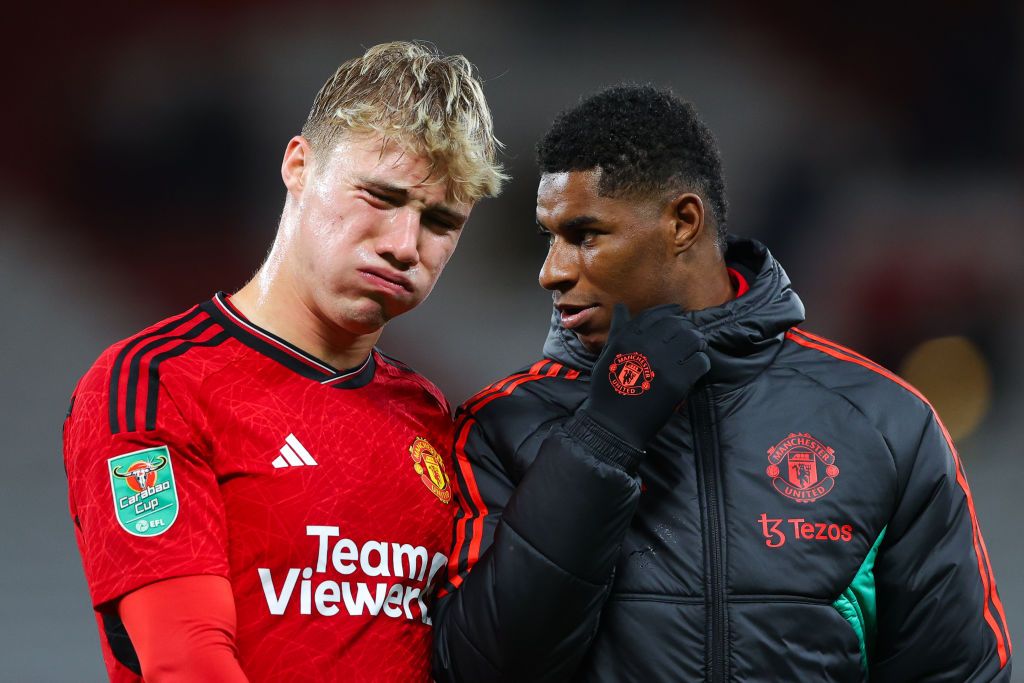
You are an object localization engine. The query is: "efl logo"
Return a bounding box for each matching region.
[758,513,853,548]
[608,352,654,396]
[766,433,840,503]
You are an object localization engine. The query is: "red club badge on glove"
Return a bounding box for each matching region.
[608,352,655,396]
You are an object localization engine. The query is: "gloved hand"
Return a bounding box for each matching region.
[581,303,710,450]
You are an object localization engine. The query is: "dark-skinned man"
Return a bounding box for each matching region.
[432,86,1011,682]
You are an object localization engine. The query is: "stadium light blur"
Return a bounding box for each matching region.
[899,336,992,443]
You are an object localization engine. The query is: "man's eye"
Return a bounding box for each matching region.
[536,227,554,242]
[364,190,400,206]
[424,216,458,233]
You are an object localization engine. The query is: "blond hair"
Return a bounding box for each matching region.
[301,41,507,203]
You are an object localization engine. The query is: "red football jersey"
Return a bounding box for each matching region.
[64,293,456,682]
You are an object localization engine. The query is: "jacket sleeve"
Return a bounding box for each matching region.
[871,410,1012,681]
[432,410,643,682]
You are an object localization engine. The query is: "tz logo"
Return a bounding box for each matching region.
[608,352,655,396]
[757,513,853,548]
[759,514,786,548]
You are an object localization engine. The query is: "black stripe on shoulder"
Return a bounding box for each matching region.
[123,318,217,432]
[108,307,204,434]
[144,330,230,431]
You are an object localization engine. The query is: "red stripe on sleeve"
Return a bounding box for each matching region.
[465,362,557,414]
[470,374,550,412]
[447,416,488,590]
[462,361,551,410]
[790,327,886,370]
[786,330,1010,665]
[446,362,582,590]
[492,360,549,392]
[529,359,552,375]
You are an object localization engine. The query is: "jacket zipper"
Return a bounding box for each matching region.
[691,387,728,682]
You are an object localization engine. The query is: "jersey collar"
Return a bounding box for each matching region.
[201,292,376,389]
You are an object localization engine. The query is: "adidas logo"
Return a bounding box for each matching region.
[272,434,318,469]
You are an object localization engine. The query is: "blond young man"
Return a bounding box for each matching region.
[64,41,504,682]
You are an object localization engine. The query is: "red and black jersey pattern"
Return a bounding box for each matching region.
[107,306,229,434]
[68,293,456,682]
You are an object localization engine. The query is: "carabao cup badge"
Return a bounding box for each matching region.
[766,433,840,503]
[608,352,655,396]
[108,445,179,536]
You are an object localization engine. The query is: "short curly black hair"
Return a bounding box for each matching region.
[537,85,728,246]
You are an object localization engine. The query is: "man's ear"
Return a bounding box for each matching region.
[670,192,705,255]
[281,136,312,198]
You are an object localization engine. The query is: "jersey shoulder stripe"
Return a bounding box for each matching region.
[141,328,231,431]
[107,306,205,433]
[107,307,228,434]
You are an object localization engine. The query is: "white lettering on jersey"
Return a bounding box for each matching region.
[341,581,388,616]
[257,526,447,621]
[259,567,299,616]
[360,541,389,577]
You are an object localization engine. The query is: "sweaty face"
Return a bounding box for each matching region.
[290,134,473,335]
[537,170,677,352]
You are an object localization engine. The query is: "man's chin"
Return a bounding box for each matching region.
[330,300,389,336]
[342,294,415,332]
[573,329,608,354]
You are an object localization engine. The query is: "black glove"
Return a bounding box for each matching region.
[581,303,710,451]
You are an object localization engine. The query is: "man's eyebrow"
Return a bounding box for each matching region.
[358,177,409,197]
[359,176,467,225]
[424,205,468,226]
[536,215,600,231]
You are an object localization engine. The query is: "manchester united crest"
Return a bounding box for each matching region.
[766,433,839,503]
[608,352,655,396]
[409,437,451,504]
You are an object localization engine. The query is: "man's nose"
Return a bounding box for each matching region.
[375,207,420,267]
[538,240,576,291]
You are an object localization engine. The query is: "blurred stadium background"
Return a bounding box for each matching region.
[2,2,1021,679]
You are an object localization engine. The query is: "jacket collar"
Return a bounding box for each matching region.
[541,236,805,392]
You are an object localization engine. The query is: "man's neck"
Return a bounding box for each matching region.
[230,277,381,372]
[682,260,735,312]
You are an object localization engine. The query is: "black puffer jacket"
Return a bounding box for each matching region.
[432,237,1011,682]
